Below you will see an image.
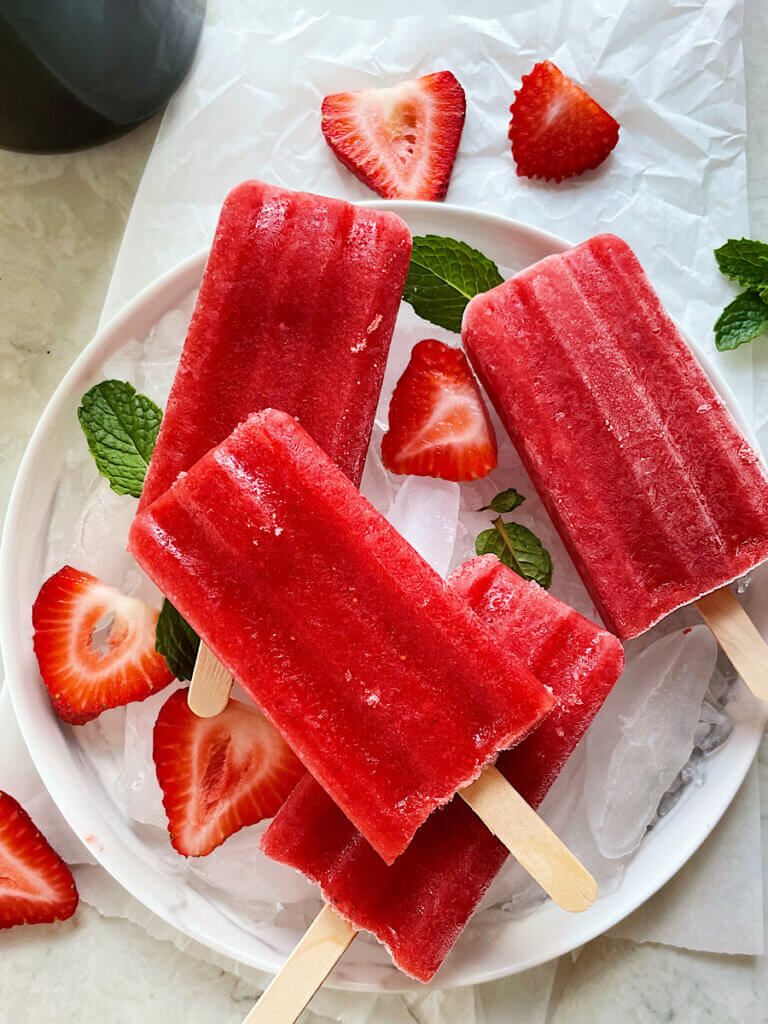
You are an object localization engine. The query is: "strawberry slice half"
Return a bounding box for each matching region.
[509,60,619,182]
[0,791,78,929]
[32,565,174,725]
[154,689,304,857]
[322,71,465,201]
[382,339,497,481]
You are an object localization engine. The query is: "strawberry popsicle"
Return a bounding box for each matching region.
[128,411,555,864]
[463,234,768,641]
[139,179,411,509]
[261,555,623,982]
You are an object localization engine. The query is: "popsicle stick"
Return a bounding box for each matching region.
[696,586,768,701]
[241,769,595,1023]
[188,642,234,717]
[242,903,356,1024]
[461,765,597,913]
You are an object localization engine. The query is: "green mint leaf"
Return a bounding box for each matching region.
[77,380,162,498]
[475,517,553,589]
[479,488,525,514]
[714,238,768,290]
[714,290,768,351]
[155,600,200,681]
[403,235,504,332]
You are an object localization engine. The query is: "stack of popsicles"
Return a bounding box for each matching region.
[261,554,623,980]
[131,408,556,863]
[127,178,768,1014]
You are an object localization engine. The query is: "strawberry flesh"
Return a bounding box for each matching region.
[153,689,304,857]
[32,565,174,725]
[322,71,465,200]
[0,791,78,929]
[509,60,619,183]
[382,339,497,481]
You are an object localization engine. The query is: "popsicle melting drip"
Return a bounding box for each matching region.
[261,555,624,982]
[128,411,555,864]
[462,233,768,640]
[139,179,412,509]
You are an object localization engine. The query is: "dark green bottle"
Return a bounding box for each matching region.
[0,0,205,153]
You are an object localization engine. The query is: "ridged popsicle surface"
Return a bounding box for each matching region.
[129,414,554,864]
[261,555,623,981]
[139,180,411,509]
[462,233,768,639]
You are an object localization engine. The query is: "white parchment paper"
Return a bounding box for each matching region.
[0,0,762,1021]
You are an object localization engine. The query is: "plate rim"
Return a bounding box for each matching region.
[1,198,765,992]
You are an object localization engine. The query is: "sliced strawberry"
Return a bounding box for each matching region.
[154,689,304,857]
[32,565,174,725]
[509,61,619,182]
[0,791,78,929]
[382,339,497,481]
[322,71,465,201]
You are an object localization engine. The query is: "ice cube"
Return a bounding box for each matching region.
[65,478,138,587]
[360,426,396,515]
[117,682,184,828]
[386,476,459,579]
[694,700,734,755]
[585,625,717,859]
[480,745,626,918]
[187,826,317,908]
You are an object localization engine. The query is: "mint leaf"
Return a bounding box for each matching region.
[77,380,162,498]
[475,517,553,588]
[77,381,201,674]
[156,600,200,681]
[714,290,768,351]
[714,239,768,290]
[479,488,525,514]
[403,235,504,332]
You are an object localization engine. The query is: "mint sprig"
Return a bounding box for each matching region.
[475,485,553,591]
[714,239,768,290]
[713,238,768,351]
[77,380,162,498]
[714,291,768,352]
[403,235,504,332]
[478,488,525,514]
[476,517,553,589]
[155,600,200,681]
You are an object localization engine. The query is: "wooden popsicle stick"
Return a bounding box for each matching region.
[242,766,595,1024]
[461,764,597,913]
[242,904,356,1024]
[696,585,768,701]
[188,642,234,717]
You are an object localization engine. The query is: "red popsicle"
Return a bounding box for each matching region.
[128,412,555,865]
[462,234,768,641]
[139,179,411,509]
[261,555,623,981]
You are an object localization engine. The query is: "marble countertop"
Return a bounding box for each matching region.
[1,3,767,1020]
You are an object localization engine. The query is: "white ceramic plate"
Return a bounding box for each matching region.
[2,201,766,992]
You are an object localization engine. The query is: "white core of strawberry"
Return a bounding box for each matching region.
[0,843,59,901]
[68,585,156,674]
[357,82,433,193]
[398,385,487,459]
